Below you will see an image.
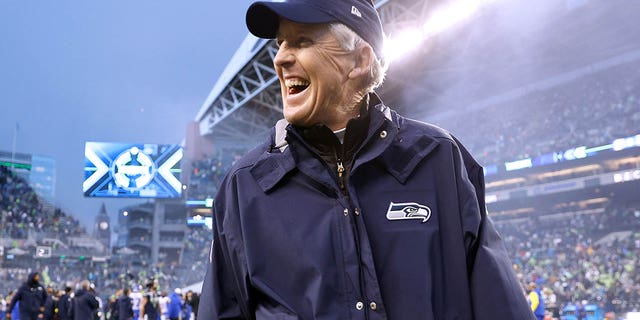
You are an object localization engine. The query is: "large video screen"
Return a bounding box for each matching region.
[83,141,183,198]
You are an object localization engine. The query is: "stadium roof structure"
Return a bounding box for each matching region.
[194,0,436,148]
[194,0,640,149]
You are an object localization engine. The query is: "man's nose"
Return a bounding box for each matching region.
[274,44,295,68]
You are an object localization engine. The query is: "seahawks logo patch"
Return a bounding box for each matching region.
[386,202,431,223]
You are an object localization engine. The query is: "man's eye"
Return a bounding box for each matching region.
[297,38,312,46]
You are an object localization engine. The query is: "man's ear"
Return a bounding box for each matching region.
[348,44,375,80]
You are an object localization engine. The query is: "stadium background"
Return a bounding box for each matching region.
[1,0,639,319]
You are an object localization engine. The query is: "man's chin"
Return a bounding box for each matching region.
[283,112,306,126]
[284,118,306,127]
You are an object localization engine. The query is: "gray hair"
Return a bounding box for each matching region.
[329,23,387,93]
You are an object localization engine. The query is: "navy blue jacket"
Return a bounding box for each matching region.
[69,289,99,320]
[8,272,47,320]
[57,293,72,320]
[199,97,534,320]
[43,294,54,320]
[116,294,134,320]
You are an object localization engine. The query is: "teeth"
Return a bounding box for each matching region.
[285,79,310,89]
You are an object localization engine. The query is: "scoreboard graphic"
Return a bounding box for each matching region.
[83,141,183,198]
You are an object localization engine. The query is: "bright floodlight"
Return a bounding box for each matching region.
[423,0,483,37]
[383,0,496,64]
[383,27,423,63]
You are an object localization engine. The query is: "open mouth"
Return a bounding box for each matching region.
[285,79,310,95]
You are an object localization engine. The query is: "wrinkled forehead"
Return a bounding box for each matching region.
[275,19,332,40]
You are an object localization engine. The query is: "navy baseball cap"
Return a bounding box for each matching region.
[246,0,385,58]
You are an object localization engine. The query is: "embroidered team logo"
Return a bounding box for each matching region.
[386,202,431,223]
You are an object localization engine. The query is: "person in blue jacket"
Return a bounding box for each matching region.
[167,289,183,320]
[7,272,48,320]
[198,0,536,319]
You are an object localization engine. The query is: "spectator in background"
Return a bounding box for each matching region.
[528,282,545,320]
[42,287,55,320]
[69,281,99,320]
[140,280,160,320]
[184,291,198,320]
[116,288,134,320]
[105,290,121,320]
[159,291,169,320]
[57,287,72,320]
[1,294,7,320]
[89,284,102,320]
[167,289,182,320]
[7,272,47,320]
[129,286,142,320]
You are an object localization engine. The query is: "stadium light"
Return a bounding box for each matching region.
[384,28,424,62]
[423,0,491,38]
[383,0,498,64]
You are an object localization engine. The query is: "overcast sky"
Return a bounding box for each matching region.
[0,0,255,230]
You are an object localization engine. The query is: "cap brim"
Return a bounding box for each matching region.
[246,1,336,39]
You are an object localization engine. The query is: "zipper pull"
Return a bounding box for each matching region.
[337,161,346,191]
[337,161,345,178]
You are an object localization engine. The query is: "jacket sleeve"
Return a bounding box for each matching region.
[89,295,100,310]
[198,175,252,320]
[452,137,535,320]
[69,297,75,318]
[7,287,22,314]
[40,287,48,309]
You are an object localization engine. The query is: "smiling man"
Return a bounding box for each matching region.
[198,0,534,319]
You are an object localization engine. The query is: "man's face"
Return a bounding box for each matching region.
[33,274,40,283]
[274,19,360,130]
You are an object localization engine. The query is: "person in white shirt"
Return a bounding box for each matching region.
[158,291,169,320]
[130,286,143,320]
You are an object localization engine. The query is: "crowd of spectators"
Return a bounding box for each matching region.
[0,166,84,241]
[434,60,640,167]
[187,148,246,200]
[171,148,244,288]
[1,166,93,294]
[180,227,212,286]
[0,276,202,320]
[495,203,640,316]
[0,166,193,300]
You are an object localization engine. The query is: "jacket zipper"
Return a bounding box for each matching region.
[337,161,346,192]
[335,146,369,318]
[334,146,347,196]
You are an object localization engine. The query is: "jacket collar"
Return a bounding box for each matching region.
[377,124,440,184]
[250,141,296,192]
[251,94,440,191]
